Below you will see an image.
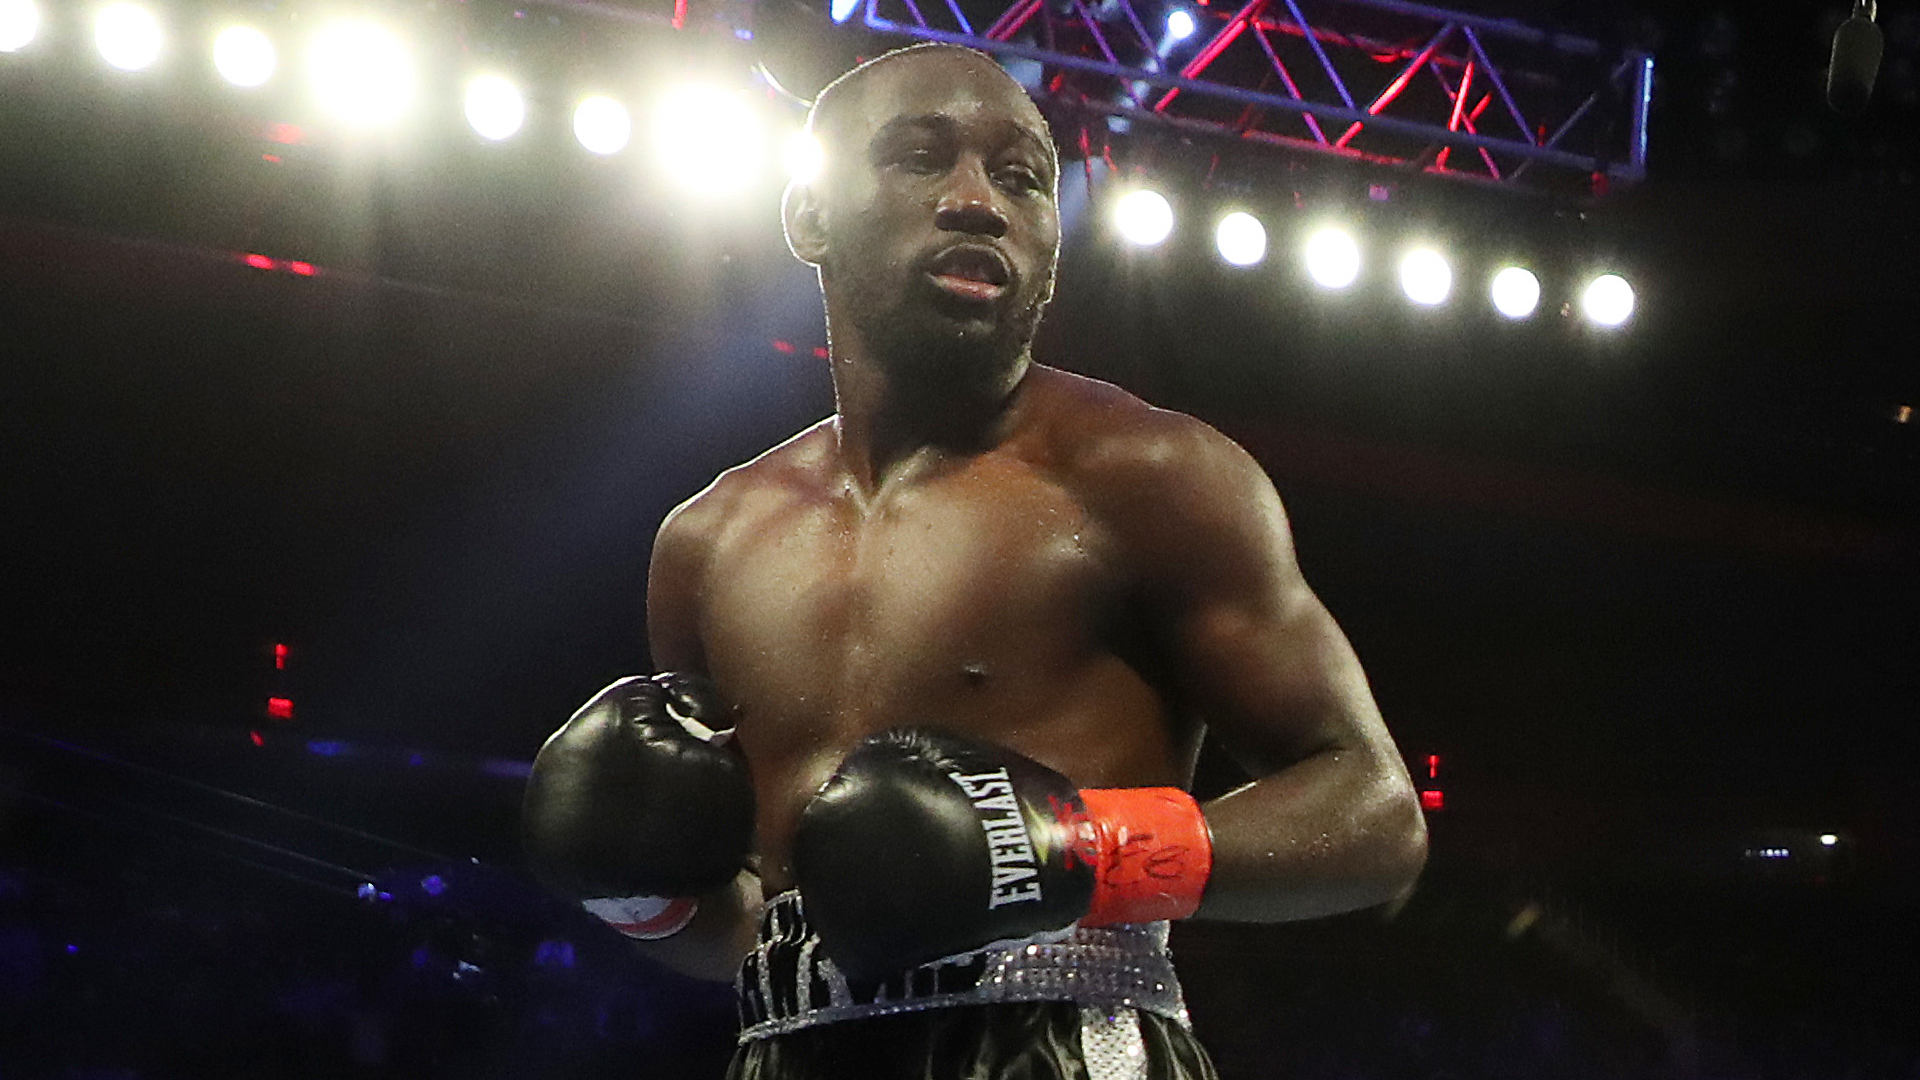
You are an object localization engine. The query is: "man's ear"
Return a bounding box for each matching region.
[782,182,829,267]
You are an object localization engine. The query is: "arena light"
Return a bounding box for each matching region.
[1214,211,1266,267]
[212,26,276,88]
[1580,272,1635,327]
[573,94,631,156]
[1398,248,1452,306]
[1302,226,1360,289]
[1166,9,1197,42]
[307,20,415,128]
[830,0,861,23]
[0,0,40,53]
[652,83,767,197]
[1489,265,1540,319]
[784,129,824,184]
[464,74,526,141]
[95,2,163,72]
[1114,188,1174,247]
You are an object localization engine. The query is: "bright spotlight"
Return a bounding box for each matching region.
[1580,273,1635,327]
[95,2,162,72]
[1166,9,1197,41]
[1398,248,1451,306]
[830,0,861,22]
[573,95,631,156]
[652,84,767,197]
[212,26,276,88]
[464,75,526,141]
[1819,834,1839,847]
[784,129,824,184]
[1114,189,1173,247]
[0,0,41,53]
[307,21,414,127]
[1214,211,1266,267]
[1302,227,1360,289]
[1489,266,1541,319]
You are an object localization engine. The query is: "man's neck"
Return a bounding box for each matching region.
[829,347,1032,499]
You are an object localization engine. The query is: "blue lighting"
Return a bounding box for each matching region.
[1166,9,1196,41]
[306,739,349,757]
[831,0,860,23]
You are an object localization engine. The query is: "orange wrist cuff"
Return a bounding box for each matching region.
[1077,787,1213,926]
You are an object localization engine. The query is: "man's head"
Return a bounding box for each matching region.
[783,45,1061,395]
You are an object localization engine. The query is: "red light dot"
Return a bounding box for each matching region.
[267,697,294,720]
[812,347,829,359]
[262,153,281,164]
[1420,789,1444,811]
[287,261,315,277]
[273,643,288,670]
[249,731,265,747]
[267,122,305,145]
[771,339,795,354]
[1427,754,1440,779]
[244,253,274,270]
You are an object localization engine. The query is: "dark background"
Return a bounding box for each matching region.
[1,0,1916,1076]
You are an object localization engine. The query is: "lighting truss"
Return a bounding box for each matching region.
[847,0,1652,199]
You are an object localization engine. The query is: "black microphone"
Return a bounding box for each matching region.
[1827,0,1884,114]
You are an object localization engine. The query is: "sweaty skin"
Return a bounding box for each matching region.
[636,47,1426,982]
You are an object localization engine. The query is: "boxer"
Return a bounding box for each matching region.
[524,43,1428,1079]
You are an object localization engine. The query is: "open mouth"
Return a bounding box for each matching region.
[926,245,1011,304]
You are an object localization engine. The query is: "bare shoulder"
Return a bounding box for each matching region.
[1021,365,1266,499]
[657,418,838,552]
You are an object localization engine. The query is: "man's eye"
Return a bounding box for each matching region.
[996,166,1044,193]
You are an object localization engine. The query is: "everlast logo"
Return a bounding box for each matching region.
[947,768,1042,909]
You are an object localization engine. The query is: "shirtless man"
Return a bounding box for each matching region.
[523,44,1428,1079]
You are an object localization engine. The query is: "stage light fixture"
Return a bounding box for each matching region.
[784,129,825,184]
[1398,248,1451,306]
[652,83,766,197]
[1302,226,1360,289]
[831,0,861,23]
[95,2,162,72]
[0,0,40,53]
[1166,9,1197,41]
[464,74,526,141]
[307,21,414,127]
[573,95,631,156]
[213,26,276,88]
[1214,211,1266,267]
[1114,188,1173,247]
[1580,272,1634,327]
[1489,265,1540,319]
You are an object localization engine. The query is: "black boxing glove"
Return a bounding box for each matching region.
[522,673,754,940]
[792,728,1212,981]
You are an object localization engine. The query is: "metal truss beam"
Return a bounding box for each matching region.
[852,0,1652,198]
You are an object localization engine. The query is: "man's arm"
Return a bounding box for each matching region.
[1097,412,1428,922]
[626,490,764,981]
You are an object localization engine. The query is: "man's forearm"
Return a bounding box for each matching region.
[1193,747,1428,922]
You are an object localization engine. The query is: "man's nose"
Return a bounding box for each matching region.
[934,160,1008,238]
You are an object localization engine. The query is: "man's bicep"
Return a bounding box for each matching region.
[646,499,711,674]
[1144,429,1384,773]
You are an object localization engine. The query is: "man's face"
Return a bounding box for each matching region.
[813,52,1061,388]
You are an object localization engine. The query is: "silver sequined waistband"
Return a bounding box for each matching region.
[734,891,1189,1043]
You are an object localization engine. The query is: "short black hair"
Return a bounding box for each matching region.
[805,43,1055,171]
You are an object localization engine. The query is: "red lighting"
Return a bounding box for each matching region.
[1427,754,1440,779]
[1420,789,1445,811]
[771,339,795,354]
[812,347,829,359]
[249,730,265,747]
[244,253,275,270]
[267,697,294,720]
[287,261,316,277]
[266,122,306,145]
[273,643,288,670]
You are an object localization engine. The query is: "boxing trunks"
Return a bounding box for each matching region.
[728,891,1219,1080]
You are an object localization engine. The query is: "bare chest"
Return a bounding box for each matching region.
[698,464,1118,743]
